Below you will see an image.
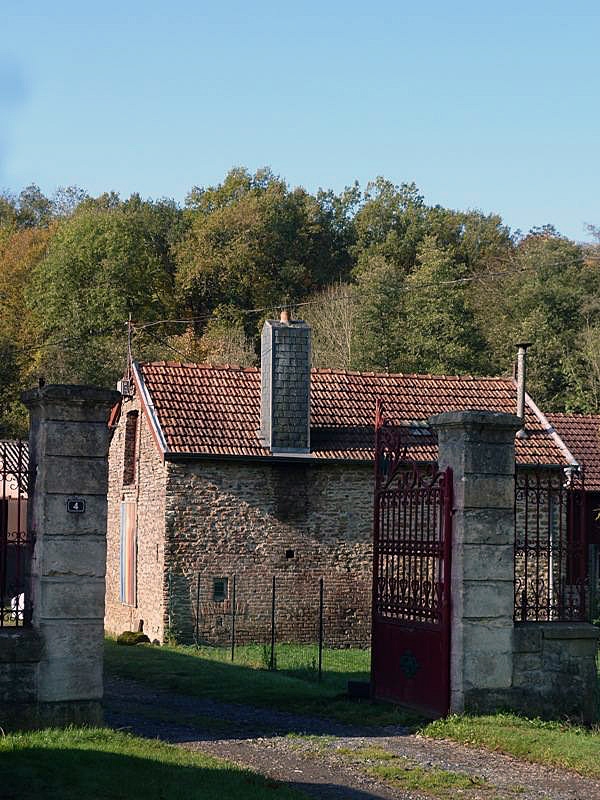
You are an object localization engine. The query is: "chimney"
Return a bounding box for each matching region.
[515,342,531,438]
[259,312,311,453]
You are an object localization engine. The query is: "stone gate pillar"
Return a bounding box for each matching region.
[428,410,521,714]
[23,384,119,725]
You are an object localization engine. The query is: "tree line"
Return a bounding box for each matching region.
[1,168,599,437]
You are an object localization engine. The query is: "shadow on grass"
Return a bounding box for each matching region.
[0,743,302,800]
[104,639,424,733]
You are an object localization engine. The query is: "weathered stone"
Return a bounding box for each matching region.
[33,494,108,536]
[452,508,514,545]
[37,578,105,619]
[40,537,106,578]
[0,628,44,663]
[461,543,514,582]
[464,649,513,689]
[42,456,108,495]
[463,580,515,620]
[513,624,542,653]
[44,421,112,458]
[454,474,515,510]
[37,655,103,702]
[22,384,120,423]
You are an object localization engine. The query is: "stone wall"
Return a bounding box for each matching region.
[512,623,600,722]
[164,458,373,646]
[105,394,168,641]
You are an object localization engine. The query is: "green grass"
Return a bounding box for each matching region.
[332,746,495,798]
[0,727,306,800]
[104,639,420,728]
[423,713,600,778]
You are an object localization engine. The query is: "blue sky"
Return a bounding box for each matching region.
[1,1,598,240]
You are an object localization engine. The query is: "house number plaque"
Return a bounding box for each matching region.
[66,498,86,513]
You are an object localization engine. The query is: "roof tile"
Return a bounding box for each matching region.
[137,362,568,466]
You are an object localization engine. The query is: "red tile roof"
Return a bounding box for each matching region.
[547,414,600,490]
[135,361,569,467]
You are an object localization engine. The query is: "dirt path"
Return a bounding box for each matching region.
[104,676,600,800]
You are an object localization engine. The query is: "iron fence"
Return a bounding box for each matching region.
[0,439,33,628]
[514,467,588,622]
[167,571,371,683]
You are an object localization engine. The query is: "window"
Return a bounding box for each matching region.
[213,577,228,602]
[122,411,139,486]
[120,502,137,605]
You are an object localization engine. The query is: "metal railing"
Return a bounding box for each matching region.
[0,440,33,628]
[514,467,588,622]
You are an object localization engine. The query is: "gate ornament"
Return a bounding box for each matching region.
[399,650,420,679]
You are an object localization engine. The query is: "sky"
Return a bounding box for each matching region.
[1,1,599,241]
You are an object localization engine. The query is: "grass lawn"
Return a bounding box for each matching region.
[423,713,600,779]
[0,727,305,800]
[104,638,421,728]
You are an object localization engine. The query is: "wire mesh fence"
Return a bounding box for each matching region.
[167,571,371,685]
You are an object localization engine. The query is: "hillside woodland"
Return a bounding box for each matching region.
[1,168,599,437]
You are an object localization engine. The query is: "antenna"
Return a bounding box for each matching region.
[126,312,132,381]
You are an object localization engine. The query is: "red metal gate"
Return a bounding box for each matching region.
[371,403,453,716]
[0,440,33,627]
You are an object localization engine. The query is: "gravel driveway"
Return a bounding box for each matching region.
[104,676,600,800]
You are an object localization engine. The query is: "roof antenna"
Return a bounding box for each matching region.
[515,342,531,439]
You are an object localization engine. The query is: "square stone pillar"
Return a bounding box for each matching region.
[429,410,521,714]
[22,384,120,724]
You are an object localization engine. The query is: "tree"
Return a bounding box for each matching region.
[301,282,357,370]
[473,227,599,409]
[175,168,353,333]
[28,195,185,386]
[399,236,489,375]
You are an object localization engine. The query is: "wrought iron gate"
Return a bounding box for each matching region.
[0,440,33,627]
[371,404,453,716]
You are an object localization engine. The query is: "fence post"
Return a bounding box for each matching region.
[318,577,324,682]
[270,575,276,670]
[195,572,201,646]
[231,573,236,662]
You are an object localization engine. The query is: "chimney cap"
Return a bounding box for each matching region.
[515,341,532,350]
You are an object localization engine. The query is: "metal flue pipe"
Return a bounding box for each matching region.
[515,342,531,437]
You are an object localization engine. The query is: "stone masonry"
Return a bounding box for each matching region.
[1,384,118,730]
[104,395,373,646]
[430,409,600,722]
[430,410,521,715]
[105,394,168,641]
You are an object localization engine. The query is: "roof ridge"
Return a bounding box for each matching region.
[139,359,513,383]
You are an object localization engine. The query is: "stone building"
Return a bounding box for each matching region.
[105,317,577,644]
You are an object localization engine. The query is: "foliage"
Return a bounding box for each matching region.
[1,170,600,422]
[28,194,184,386]
[176,167,353,326]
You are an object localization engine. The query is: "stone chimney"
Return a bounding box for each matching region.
[259,313,311,453]
[515,342,531,439]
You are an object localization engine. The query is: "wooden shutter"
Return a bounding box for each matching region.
[119,502,137,606]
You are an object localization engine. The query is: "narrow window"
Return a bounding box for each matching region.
[123,411,139,486]
[213,577,228,602]
[119,501,137,606]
